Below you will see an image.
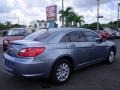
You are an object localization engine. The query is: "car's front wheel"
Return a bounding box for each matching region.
[106,50,115,64]
[51,59,72,85]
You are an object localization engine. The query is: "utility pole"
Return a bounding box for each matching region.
[117,3,120,30]
[62,0,64,27]
[18,17,19,25]
[97,0,100,30]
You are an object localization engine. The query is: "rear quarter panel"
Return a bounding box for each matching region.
[34,43,75,67]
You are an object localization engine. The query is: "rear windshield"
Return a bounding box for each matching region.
[24,30,55,42]
[6,29,26,36]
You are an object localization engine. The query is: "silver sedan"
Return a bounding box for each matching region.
[3,28,116,85]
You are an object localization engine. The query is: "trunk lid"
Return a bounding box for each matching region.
[6,40,44,57]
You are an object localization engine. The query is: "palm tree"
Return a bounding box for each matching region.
[66,11,75,27]
[59,7,72,27]
[73,15,85,27]
[59,7,85,27]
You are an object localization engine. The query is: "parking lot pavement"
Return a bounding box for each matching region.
[0,39,120,90]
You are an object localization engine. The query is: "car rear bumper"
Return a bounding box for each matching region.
[3,53,53,78]
[4,65,48,78]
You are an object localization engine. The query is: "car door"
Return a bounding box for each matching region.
[60,31,94,66]
[83,30,108,61]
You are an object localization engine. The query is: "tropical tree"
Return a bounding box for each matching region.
[59,7,85,27]
[0,23,7,30]
[82,22,103,30]
[5,21,11,29]
[59,7,72,27]
[66,11,76,27]
[76,16,85,27]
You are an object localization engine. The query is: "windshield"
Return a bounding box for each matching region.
[24,30,55,42]
[6,29,26,36]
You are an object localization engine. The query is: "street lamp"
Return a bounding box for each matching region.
[62,0,64,11]
[62,0,64,27]
[117,3,120,30]
[97,0,100,30]
[18,17,20,24]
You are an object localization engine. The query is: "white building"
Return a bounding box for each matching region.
[30,20,48,32]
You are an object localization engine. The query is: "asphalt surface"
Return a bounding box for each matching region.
[0,39,120,90]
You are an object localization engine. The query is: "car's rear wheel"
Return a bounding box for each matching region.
[51,59,72,85]
[106,50,115,64]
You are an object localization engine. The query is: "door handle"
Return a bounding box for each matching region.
[91,43,95,46]
[69,44,76,48]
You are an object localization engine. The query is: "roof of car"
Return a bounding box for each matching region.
[47,28,91,32]
[10,28,25,30]
[33,28,95,35]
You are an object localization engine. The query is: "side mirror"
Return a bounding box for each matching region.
[95,38,103,43]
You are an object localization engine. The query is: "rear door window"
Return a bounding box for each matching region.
[61,31,85,42]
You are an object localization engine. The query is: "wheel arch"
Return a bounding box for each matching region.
[110,46,116,55]
[50,55,75,77]
[54,55,75,69]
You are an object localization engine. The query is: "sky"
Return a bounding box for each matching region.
[0,0,119,26]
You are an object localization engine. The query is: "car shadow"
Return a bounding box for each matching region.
[6,61,114,89]
[8,76,53,89]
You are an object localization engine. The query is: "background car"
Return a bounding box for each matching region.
[95,30,110,40]
[4,28,116,85]
[3,28,28,51]
[114,30,120,38]
[104,30,117,39]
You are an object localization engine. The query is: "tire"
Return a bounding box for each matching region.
[106,50,115,64]
[51,59,72,85]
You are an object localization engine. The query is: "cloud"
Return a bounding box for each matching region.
[73,0,111,8]
[0,0,119,26]
[70,0,118,24]
[0,0,14,13]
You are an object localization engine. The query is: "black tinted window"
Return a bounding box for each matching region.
[84,31,99,42]
[61,31,85,42]
[60,34,70,42]
[6,29,26,36]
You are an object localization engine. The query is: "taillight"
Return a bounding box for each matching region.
[3,40,9,44]
[18,47,45,57]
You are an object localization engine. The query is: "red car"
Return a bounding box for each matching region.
[95,30,110,40]
[3,28,28,51]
